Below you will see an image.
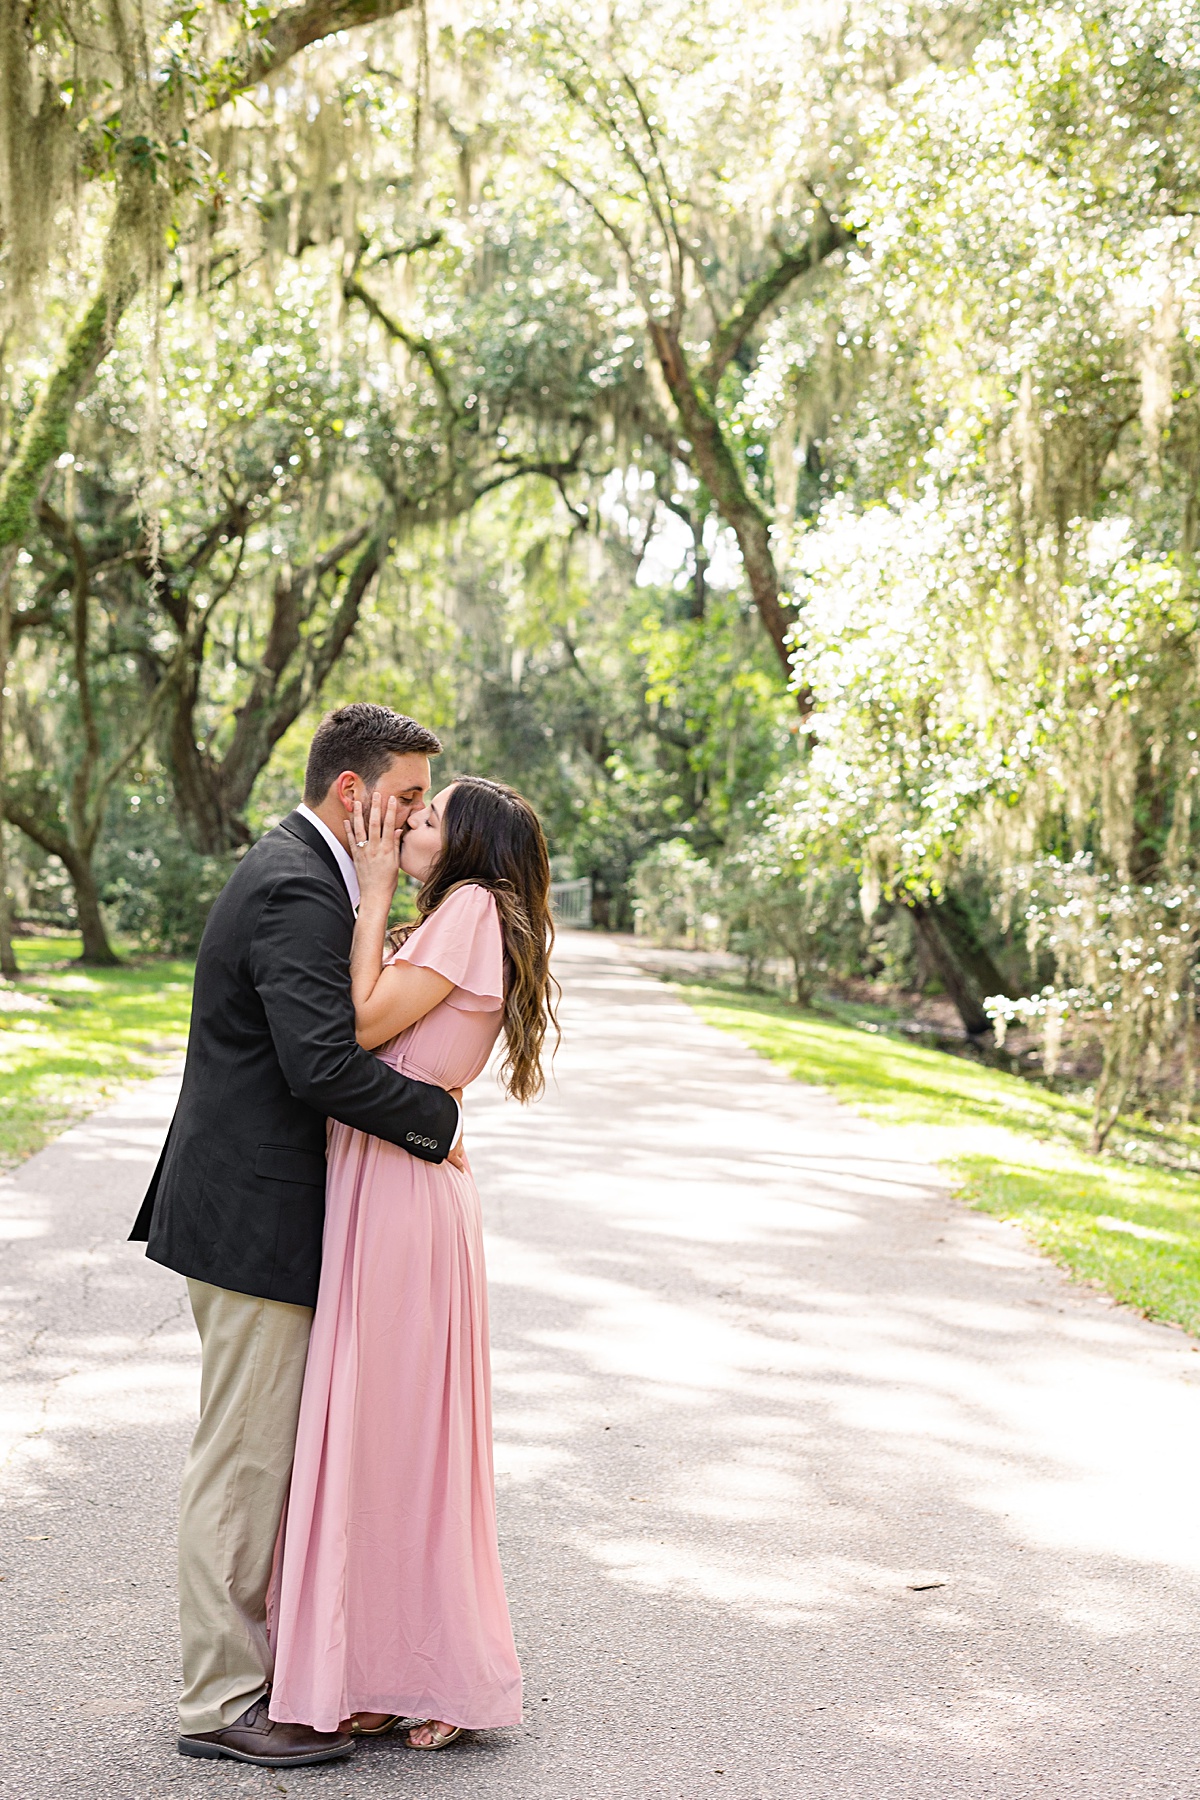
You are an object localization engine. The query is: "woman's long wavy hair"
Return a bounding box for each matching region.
[396,776,559,1102]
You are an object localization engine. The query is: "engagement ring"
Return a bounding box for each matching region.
[356,839,367,847]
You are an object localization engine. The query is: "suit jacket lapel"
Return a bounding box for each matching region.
[279,811,354,916]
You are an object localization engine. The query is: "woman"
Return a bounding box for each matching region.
[268,775,557,1750]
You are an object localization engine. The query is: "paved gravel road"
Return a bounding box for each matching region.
[5,930,1200,1799]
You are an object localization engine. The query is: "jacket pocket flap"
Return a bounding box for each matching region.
[254,1143,326,1187]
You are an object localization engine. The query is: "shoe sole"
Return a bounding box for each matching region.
[178,1737,353,1767]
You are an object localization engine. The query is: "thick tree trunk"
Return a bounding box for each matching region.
[907,898,994,1038]
[0,550,17,977]
[164,696,248,855]
[935,891,1008,1004]
[64,849,119,965]
[2,798,119,964]
[218,536,381,821]
[648,321,798,686]
[163,535,382,853]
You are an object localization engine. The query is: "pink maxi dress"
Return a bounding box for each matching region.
[267,882,523,1734]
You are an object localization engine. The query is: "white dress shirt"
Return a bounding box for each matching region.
[297,803,360,910]
[296,803,461,1149]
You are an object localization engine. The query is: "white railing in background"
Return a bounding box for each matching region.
[550,877,593,928]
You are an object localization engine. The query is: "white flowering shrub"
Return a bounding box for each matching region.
[779,475,1200,1129]
[790,495,1198,895]
[983,859,1200,1148]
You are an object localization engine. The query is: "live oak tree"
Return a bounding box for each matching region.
[0,0,430,564]
[0,0,425,960]
[507,0,855,691]
[4,252,611,955]
[771,0,1200,1115]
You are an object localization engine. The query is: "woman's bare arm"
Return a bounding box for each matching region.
[353,960,454,1050]
[345,794,454,1049]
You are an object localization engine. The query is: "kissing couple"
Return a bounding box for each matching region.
[131,703,558,1767]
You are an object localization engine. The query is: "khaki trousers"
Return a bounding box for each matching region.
[177,1277,313,1735]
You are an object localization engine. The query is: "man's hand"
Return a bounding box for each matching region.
[447,1087,466,1171]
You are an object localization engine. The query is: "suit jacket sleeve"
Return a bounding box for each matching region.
[249,871,459,1161]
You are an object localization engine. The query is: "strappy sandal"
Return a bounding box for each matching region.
[342,1713,402,1737]
[405,1721,464,1751]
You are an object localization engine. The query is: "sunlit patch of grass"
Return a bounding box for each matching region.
[679,981,1200,1338]
[957,1155,1200,1337]
[682,983,1085,1134]
[0,936,193,1167]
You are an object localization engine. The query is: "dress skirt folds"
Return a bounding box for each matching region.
[267,883,522,1733]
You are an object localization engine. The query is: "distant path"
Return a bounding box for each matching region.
[4,930,1200,1797]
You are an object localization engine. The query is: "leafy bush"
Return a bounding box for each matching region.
[723,845,864,1003]
[631,839,723,949]
[631,784,869,1001]
[97,803,233,954]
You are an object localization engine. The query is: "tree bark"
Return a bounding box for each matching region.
[0,283,135,560]
[0,549,18,976]
[63,847,119,965]
[162,657,245,855]
[935,891,1008,1003]
[907,898,994,1038]
[216,533,379,823]
[1,795,119,964]
[160,532,383,853]
[218,0,416,105]
[641,216,851,703]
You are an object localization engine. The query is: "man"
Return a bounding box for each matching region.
[131,704,462,1769]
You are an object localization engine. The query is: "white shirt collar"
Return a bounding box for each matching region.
[297,803,360,910]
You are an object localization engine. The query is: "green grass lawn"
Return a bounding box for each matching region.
[678,982,1200,1338]
[0,936,194,1168]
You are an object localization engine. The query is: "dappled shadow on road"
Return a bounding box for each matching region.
[0,1073,216,1787]
[6,962,1200,1795]
[473,934,1200,1786]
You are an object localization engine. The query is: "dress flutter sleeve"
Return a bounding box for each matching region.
[390,883,505,1012]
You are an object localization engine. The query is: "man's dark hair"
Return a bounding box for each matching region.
[303,704,442,802]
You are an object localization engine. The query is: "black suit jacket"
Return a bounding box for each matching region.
[130,810,458,1306]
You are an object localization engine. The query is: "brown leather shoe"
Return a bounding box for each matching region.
[179,1697,354,1766]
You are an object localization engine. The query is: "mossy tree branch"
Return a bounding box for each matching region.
[206,0,417,112]
[1,0,417,570]
[647,310,811,697]
[701,212,853,391]
[644,219,853,699]
[160,525,385,852]
[0,287,130,560]
[547,55,850,700]
[343,273,462,420]
[216,526,377,821]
